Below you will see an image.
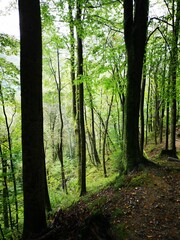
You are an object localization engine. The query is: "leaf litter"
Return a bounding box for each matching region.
[38,158,180,240]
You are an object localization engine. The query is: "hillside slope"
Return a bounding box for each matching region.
[37,155,180,240]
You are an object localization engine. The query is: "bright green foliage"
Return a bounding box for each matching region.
[0,0,180,238]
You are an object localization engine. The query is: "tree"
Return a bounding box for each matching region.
[76,0,87,196]
[18,0,47,238]
[170,0,180,157]
[124,0,149,171]
[0,82,18,229]
[0,36,20,232]
[49,50,68,193]
[68,0,76,122]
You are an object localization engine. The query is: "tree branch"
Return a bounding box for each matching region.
[150,17,173,27]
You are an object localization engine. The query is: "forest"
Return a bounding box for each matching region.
[0,0,180,239]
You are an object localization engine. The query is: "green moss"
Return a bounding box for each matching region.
[128,172,153,187]
[113,175,127,190]
[112,208,124,218]
[111,222,127,240]
[86,195,108,213]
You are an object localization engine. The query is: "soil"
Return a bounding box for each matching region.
[38,142,180,240]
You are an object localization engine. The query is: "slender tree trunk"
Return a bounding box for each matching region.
[115,96,121,142]
[0,224,5,240]
[98,89,103,155]
[146,72,151,145]
[84,108,93,164]
[0,145,10,229]
[165,85,170,151]
[140,55,146,153]
[68,0,76,121]
[160,43,167,143]
[68,0,77,163]
[160,105,165,143]
[76,0,86,196]
[90,99,101,165]
[86,84,101,165]
[121,94,125,141]
[154,72,160,146]
[50,113,57,162]
[0,84,18,229]
[57,50,68,193]
[102,95,114,177]
[49,51,68,193]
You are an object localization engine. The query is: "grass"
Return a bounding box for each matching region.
[47,157,119,212]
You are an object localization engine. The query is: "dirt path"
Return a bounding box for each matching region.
[116,167,180,239]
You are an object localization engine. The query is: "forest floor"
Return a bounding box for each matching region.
[38,140,180,240]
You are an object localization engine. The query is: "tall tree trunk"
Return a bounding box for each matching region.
[68,0,76,121]
[18,0,47,237]
[154,70,160,146]
[76,0,86,196]
[160,43,167,143]
[56,49,68,193]
[170,0,180,157]
[165,80,170,151]
[121,94,125,141]
[124,0,149,171]
[140,55,146,153]
[146,72,151,145]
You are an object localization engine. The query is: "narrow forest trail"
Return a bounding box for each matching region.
[38,144,180,240]
[111,166,180,239]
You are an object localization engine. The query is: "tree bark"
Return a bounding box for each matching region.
[170,0,180,157]
[18,0,47,237]
[76,0,86,196]
[124,0,149,171]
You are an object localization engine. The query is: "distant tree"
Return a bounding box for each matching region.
[0,35,20,231]
[49,50,68,193]
[124,0,149,171]
[0,82,18,229]
[68,0,76,121]
[18,0,47,238]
